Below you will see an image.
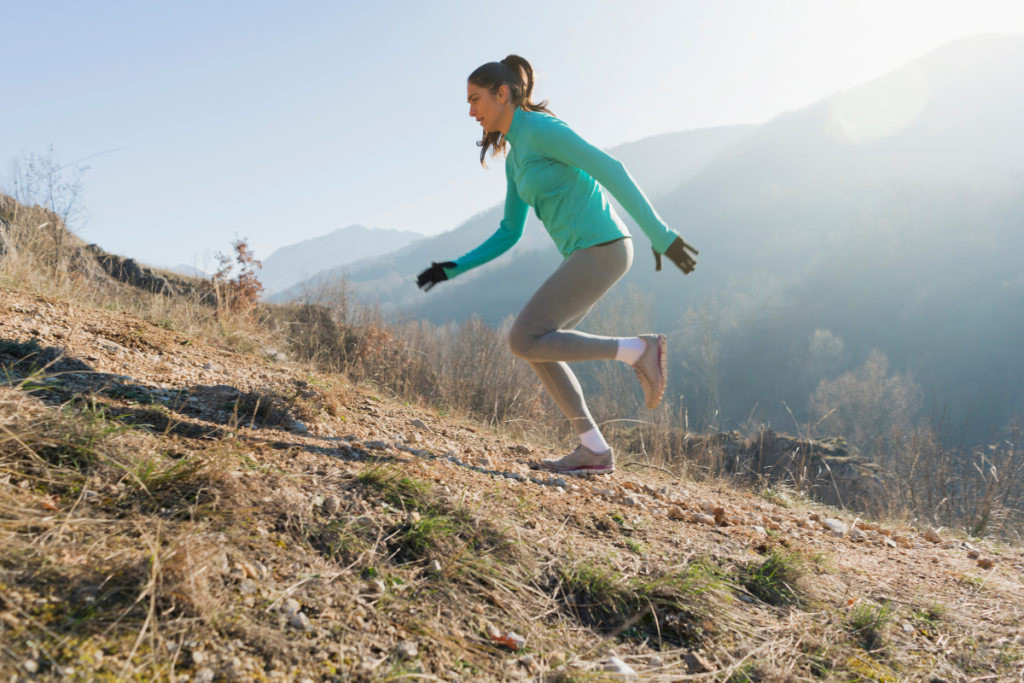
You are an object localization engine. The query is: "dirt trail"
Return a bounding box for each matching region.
[1,285,1023,682]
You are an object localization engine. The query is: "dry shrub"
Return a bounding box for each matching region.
[809,350,922,452]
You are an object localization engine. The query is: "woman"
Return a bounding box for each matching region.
[417,55,699,475]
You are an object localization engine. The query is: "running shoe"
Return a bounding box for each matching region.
[633,334,667,409]
[537,445,615,475]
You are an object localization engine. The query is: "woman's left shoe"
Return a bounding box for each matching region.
[538,445,615,475]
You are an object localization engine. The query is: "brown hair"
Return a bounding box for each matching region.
[469,55,553,166]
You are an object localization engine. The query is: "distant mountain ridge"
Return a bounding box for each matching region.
[259,224,421,294]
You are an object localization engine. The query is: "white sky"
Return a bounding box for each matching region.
[3,0,1023,267]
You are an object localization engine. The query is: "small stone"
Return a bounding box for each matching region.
[194,668,215,683]
[407,433,422,444]
[407,511,421,524]
[396,641,418,659]
[977,557,996,569]
[323,496,342,514]
[352,515,376,529]
[967,549,982,559]
[238,579,258,595]
[750,526,768,536]
[23,659,39,674]
[476,458,491,468]
[623,497,637,507]
[646,656,664,668]
[410,419,429,430]
[668,506,688,520]
[849,528,867,542]
[713,507,730,526]
[603,656,638,681]
[823,518,848,536]
[282,598,301,617]
[693,513,716,526]
[515,444,531,454]
[924,528,943,544]
[289,612,312,631]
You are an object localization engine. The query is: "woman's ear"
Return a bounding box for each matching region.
[498,84,509,104]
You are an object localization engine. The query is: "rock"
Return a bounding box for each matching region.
[428,560,443,574]
[823,518,848,536]
[194,668,215,683]
[476,458,491,468]
[519,654,540,673]
[924,528,943,544]
[282,598,301,617]
[684,652,715,673]
[289,612,312,631]
[366,441,387,450]
[407,511,421,524]
[410,419,429,430]
[603,656,638,681]
[668,506,688,520]
[407,433,422,444]
[238,579,258,595]
[646,656,664,668]
[623,497,637,507]
[323,496,342,515]
[515,444,531,454]
[96,338,126,354]
[23,659,39,674]
[396,641,418,659]
[693,513,716,526]
[352,515,376,530]
[750,526,768,536]
[967,549,982,559]
[713,507,730,526]
[977,557,996,569]
[849,528,867,542]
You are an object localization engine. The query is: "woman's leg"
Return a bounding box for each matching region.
[509,239,632,464]
[507,238,634,363]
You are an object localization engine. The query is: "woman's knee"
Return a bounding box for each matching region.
[507,325,538,360]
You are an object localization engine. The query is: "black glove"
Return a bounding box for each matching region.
[653,236,699,275]
[416,261,457,292]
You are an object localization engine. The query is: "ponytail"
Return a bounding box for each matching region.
[468,55,553,166]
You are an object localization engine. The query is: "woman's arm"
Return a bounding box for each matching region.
[533,116,679,254]
[443,162,529,279]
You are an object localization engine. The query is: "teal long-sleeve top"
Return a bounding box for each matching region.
[444,107,679,279]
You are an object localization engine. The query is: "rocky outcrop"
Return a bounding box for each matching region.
[84,244,214,302]
[678,428,887,514]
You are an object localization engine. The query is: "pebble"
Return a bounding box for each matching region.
[977,557,996,569]
[323,496,342,514]
[396,641,418,659]
[823,518,848,535]
[410,418,429,430]
[924,528,943,544]
[407,511,421,524]
[23,660,38,674]
[289,612,313,631]
[282,598,301,617]
[194,668,215,683]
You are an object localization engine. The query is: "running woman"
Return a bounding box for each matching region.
[417,55,699,476]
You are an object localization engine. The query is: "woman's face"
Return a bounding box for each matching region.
[467,82,509,134]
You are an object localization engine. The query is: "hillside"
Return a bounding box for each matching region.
[1,282,1023,681]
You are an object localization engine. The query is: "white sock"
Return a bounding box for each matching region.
[579,427,610,454]
[615,336,646,365]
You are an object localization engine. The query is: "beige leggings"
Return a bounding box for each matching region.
[507,237,633,434]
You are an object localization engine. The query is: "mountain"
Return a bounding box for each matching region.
[268,124,754,304]
[259,225,421,295]
[170,264,211,279]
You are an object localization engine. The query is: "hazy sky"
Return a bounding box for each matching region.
[4,1,1023,268]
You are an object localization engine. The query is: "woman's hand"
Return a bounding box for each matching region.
[416,261,457,291]
[653,237,699,275]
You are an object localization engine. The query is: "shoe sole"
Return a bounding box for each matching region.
[538,464,615,476]
[643,334,667,410]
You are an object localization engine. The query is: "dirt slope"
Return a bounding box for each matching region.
[1,285,1023,683]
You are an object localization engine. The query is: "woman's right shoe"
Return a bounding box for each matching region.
[633,334,667,409]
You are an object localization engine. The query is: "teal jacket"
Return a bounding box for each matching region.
[444,107,679,279]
